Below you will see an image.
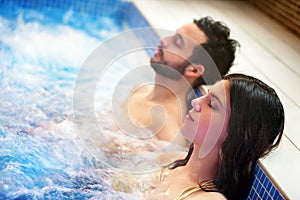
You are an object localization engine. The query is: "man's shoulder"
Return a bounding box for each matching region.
[131,84,153,95]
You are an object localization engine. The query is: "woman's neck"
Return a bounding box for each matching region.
[183,144,220,184]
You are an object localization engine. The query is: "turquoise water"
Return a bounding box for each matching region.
[0,3,141,199]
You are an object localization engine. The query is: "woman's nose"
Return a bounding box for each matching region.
[191,98,201,112]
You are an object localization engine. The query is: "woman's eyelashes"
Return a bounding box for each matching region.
[208,101,217,110]
[207,91,219,110]
[208,95,218,110]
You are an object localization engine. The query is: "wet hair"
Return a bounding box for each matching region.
[169,73,285,200]
[190,17,240,87]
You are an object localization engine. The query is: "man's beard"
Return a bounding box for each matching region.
[150,60,190,80]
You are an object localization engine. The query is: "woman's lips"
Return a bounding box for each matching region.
[186,112,194,122]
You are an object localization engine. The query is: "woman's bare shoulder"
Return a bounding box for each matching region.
[189,191,227,200]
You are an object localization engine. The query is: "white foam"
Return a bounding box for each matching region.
[0,14,100,68]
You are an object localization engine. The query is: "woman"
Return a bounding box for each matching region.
[146,73,285,200]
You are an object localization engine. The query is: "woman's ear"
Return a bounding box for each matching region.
[184,64,205,78]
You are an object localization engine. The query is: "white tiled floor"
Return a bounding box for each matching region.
[132,0,300,199]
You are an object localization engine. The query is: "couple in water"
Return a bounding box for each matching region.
[109,17,284,200]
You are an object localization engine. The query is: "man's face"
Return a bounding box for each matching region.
[150,22,208,80]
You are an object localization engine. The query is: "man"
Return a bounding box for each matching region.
[125,17,239,146]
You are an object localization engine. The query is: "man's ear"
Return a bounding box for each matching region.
[185,64,205,78]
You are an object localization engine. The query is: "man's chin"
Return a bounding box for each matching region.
[150,62,161,70]
[151,63,183,80]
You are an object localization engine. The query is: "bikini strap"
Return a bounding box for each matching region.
[175,185,201,200]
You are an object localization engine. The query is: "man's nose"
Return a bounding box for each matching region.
[160,36,170,48]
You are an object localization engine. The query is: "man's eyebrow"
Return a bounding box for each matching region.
[208,90,224,108]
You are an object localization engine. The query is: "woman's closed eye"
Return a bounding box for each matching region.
[208,101,217,110]
[207,89,224,111]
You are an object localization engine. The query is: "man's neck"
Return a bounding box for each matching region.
[148,74,192,101]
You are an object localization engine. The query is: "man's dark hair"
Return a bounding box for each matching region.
[191,17,240,87]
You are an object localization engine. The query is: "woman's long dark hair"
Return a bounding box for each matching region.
[168,73,285,200]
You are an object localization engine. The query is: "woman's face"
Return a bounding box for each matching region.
[181,80,231,156]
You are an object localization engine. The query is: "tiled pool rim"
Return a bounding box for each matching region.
[0,0,288,199]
